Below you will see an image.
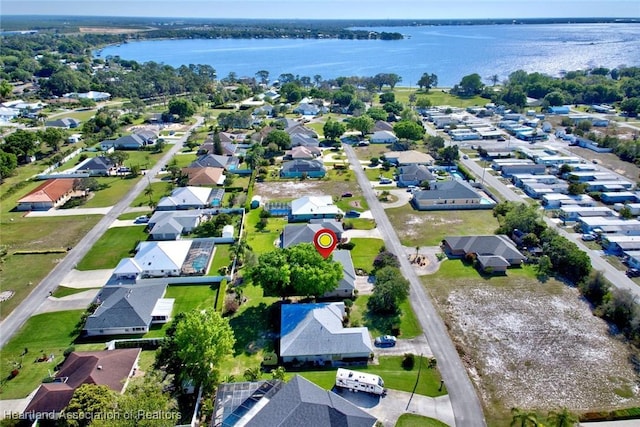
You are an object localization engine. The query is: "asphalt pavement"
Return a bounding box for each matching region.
[0,117,203,349]
[344,144,487,427]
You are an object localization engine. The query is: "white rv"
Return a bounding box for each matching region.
[335,368,385,395]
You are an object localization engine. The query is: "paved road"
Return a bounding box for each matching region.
[344,144,487,427]
[461,157,640,299]
[0,117,203,349]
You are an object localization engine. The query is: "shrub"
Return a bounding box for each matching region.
[401,353,415,369]
[63,346,76,357]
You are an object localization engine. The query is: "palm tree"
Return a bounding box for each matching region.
[547,408,578,427]
[243,367,261,382]
[144,186,154,208]
[510,408,540,427]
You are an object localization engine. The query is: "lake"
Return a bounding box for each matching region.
[99,23,640,86]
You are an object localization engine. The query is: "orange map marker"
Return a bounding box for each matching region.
[313,228,338,259]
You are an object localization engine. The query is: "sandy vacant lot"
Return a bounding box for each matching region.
[435,277,640,414]
[254,180,359,201]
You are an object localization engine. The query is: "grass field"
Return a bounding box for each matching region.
[349,238,385,272]
[344,218,376,230]
[394,87,487,108]
[82,175,144,207]
[364,167,395,181]
[76,226,148,270]
[386,206,499,246]
[245,209,287,254]
[130,181,171,208]
[395,414,450,427]
[0,310,84,399]
[351,295,422,339]
[210,244,232,275]
[0,215,100,319]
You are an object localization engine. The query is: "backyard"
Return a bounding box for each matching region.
[424,259,640,425]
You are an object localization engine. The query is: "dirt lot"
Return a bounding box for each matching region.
[566,145,640,181]
[254,180,360,202]
[428,272,640,417]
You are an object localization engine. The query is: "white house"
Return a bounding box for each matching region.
[289,195,342,222]
[370,130,398,144]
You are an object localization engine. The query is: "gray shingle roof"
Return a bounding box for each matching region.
[280,303,372,358]
[246,375,377,427]
[398,164,434,182]
[413,179,480,201]
[281,220,343,248]
[190,154,239,169]
[444,235,525,264]
[281,159,325,174]
[332,250,356,293]
[77,156,114,171]
[84,284,166,332]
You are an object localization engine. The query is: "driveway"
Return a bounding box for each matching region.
[379,189,412,209]
[35,289,100,314]
[26,207,112,217]
[373,335,433,358]
[344,229,383,239]
[334,386,454,427]
[60,269,114,289]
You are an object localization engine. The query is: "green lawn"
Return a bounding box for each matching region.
[386,206,499,246]
[353,144,391,162]
[245,209,287,254]
[349,238,385,272]
[130,181,171,208]
[82,175,144,208]
[336,195,369,213]
[296,355,446,397]
[344,218,376,230]
[77,226,148,270]
[52,286,98,298]
[394,87,486,108]
[210,244,232,275]
[364,167,395,181]
[0,310,84,399]
[395,414,450,427]
[352,295,421,339]
[0,215,100,320]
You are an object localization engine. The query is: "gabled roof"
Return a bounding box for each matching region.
[370,130,397,141]
[290,133,320,148]
[374,120,393,132]
[157,186,214,208]
[282,159,326,174]
[398,164,434,182]
[280,303,373,358]
[134,240,193,272]
[332,250,357,293]
[290,195,340,216]
[18,179,75,204]
[246,375,377,427]
[444,235,525,263]
[281,220,343,248]
[385,150,434,165]
[85,284,167,331]
[113,257,142,276]
[24,349,140,415]
[189,154,239,170]
[77,156,114,171]
[286,145,321,159]
[149,211,201,237]
[413,179,481,201]
[182,167,226,186]
[46,117,80,128]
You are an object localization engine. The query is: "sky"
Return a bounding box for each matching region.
[3,0,639,20]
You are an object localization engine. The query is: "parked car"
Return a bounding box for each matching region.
[134,215,149,224]
[374,335,397,348]
[379,178,393,184]
[341,192,353,198]
[581,233,596,241]
[345,210,361,218]
[626,268,640,278]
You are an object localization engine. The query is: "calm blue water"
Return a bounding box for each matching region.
[100,23,640,87]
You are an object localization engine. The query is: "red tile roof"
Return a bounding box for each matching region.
[18,179,75,204]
